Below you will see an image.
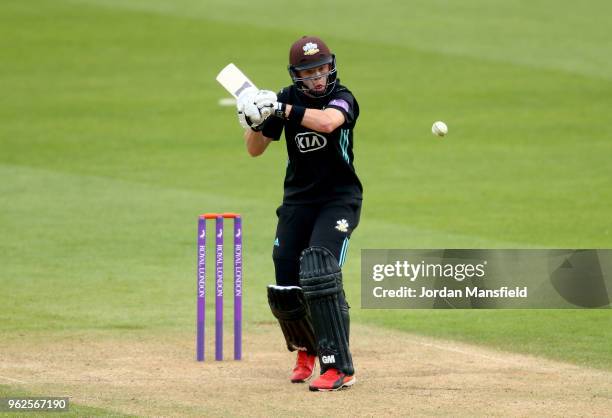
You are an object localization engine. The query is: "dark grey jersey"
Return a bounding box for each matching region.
[261,83,363,205]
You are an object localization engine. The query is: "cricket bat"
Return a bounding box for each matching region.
[216,63,271,118]
[216,63,257,99]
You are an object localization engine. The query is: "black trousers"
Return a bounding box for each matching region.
[272,201,361,286]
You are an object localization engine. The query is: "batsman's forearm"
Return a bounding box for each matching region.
[244,129,271,157]
[284,104,335,133]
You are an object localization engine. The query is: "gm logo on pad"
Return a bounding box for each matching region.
[295,132,327,153]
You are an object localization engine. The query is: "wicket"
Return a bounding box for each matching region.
[196,212,243,361]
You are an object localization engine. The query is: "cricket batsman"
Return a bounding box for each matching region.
[236,36,362,391]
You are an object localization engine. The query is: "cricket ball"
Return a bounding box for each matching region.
[432,121,448,137]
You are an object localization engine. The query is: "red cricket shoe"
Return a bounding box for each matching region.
[309,368,356,391]
[290,351,316,383]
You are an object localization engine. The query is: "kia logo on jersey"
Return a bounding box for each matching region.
[295,132,327,153]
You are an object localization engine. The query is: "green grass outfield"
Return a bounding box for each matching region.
[1,0,611,401]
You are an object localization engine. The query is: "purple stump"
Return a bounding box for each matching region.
[196,217,206,361]
[234,216,243,360]
[215,215,224,361]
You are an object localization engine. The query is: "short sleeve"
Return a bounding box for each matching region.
[261,115,284,141]
[326,91,357,125]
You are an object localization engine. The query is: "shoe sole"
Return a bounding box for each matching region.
[309,376,356,392]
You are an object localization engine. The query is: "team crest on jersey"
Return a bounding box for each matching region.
[295,132,327,153]
[302,42,319,56]
[335,219,349,232]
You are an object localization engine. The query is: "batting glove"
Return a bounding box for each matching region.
[254,90,277,119]
[238,102,265,131]
[236,87,258,112]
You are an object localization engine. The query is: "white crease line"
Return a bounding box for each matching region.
[0,375,27,384]
[413,339,552,370]
[412,339,579,374]
[415,341,504,362]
